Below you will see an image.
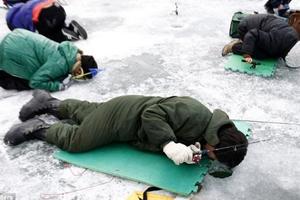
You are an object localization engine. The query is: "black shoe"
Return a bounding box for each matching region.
[69,20,88,40]
[19,90,61,122]
[4,118,49,146]
[62,27,80,41]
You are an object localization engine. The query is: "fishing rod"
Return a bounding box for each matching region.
[232,119,300,126]
[72,68,102,80]
[192,138,272,163]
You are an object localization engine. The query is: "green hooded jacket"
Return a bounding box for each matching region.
[0,29,78,91]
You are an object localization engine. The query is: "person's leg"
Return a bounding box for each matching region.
[231,42,271,59]
[4,118,50,146]
[66,20,88,40]
[222,40,242,56]
[231,42,244,56]
[46,113,114,152]
[0,70,31,90]
[5,113,114,152]
[35,2,72,42]
[58,99,100,124]
[19,90,101,123]
[36,23,68,43]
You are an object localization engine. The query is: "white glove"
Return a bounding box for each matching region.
[163,141,193,165]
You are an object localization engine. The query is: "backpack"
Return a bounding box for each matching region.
[229,11,257,38]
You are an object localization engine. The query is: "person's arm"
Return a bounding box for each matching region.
[29,58,69,92]
[241,28,271,57]
[140,103,177,149]
[141,102,196,165]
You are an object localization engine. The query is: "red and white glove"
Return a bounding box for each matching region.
[243,54,253,64]
[188,142,202,164]
[163,141,193,165]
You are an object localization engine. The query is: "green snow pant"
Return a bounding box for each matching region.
[45,99,116,152]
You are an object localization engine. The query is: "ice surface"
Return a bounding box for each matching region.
[0,0,300,199]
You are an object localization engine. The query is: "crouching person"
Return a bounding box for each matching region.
[6,0,87,42]
[222,14,300,64]
[4,90,248,175]
[0,29,98,91]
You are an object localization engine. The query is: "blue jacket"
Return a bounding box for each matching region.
[6,0,46,31]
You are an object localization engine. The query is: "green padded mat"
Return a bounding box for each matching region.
[54,121,251,196]
[225,54,278,77]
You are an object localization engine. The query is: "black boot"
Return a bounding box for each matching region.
[62,27,80,41]
[4,118,50,146]
[19,90,61,122]
[68,20,88,40]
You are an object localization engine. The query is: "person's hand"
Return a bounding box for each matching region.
[244,55,253,63]
[60,75,74,90]
[163,141,193,165]
[187,142,202,164]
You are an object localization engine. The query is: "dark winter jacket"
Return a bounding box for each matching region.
[239,14,299,58]
[6,0,47,31]
[266,0,291,9]
[53,95,234,152]
[0,29,78,91]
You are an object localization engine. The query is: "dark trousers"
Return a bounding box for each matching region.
[46,99,109,153]
[232,20,271,59]
[0,70,31,90]
[34,3,67,43]
[232,42,270,60]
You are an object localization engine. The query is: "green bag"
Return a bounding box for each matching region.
[229,11,252,38]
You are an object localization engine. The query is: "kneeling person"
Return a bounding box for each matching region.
[222,14,300,64]
[0,29,98,91]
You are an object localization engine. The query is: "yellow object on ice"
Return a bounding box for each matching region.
[127,191,174,200]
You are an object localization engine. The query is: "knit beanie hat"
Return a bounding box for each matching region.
[81,55,98,79]
[214,124,248,168]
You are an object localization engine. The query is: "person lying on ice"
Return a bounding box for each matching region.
[222,13,300,65]
[0,29,98,91]
[5,0,87,42]
[4,90,248,174]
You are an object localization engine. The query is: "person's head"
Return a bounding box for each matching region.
[71,54,98,79]
[206,124,248,169]
[289,12,300,35]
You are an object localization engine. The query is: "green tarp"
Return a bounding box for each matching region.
[54,121,252,196]
[225,54,278,77]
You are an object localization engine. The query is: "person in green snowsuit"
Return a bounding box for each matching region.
[4,90,248,170]
[0,29,98,91]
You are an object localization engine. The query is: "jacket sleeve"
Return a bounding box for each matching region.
[29,57,69,92]
[140,103,178,150]
[242,28,271,56]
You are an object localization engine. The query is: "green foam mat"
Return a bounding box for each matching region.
[54,121,251,196]
[225,54,278,77]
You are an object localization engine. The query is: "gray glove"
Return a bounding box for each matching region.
[59,75,74,90]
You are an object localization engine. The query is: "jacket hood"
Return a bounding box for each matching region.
[203,109,233,146]
[57,41,78,73]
